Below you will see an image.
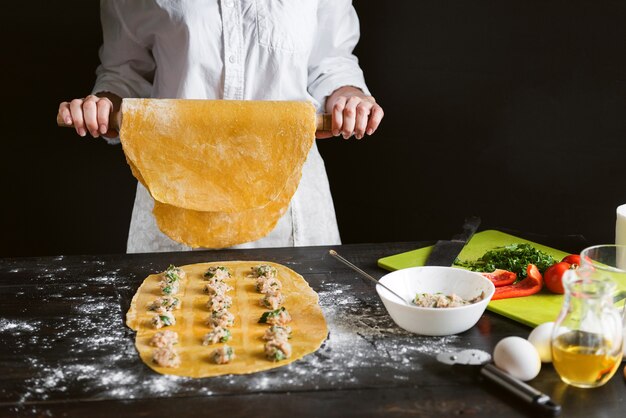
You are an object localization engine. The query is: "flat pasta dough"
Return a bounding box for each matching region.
[126,261,328,378]
[152,169,299,248]
[119,99,316,212]
[127,159,300,248]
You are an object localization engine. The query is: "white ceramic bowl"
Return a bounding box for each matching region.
[376,266,495,336]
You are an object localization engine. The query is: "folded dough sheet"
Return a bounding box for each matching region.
[120,99,316,248]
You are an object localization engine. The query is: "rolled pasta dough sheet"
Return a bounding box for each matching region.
[127,159,300,248]
[126,261,328,378]
[119,99,316,212]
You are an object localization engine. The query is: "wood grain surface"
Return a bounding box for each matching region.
[0,242,624,418]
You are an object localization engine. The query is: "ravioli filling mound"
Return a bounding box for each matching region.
[126,261,327,378]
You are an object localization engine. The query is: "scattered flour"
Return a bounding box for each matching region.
[0,319,40,334]
[237,280,464,391]
[7,270,465,410]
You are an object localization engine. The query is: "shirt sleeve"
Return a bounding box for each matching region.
[92,0,155,100]
[307,0,371,110]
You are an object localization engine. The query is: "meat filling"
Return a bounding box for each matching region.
[162,265,186,281]
[263,325,292,341]
[211,345,235,364]
[207,309,235,328]
[258,307,292,326]
[207,294,233,312]
[202,326,232,345]
[413,292,484,308]
[152,346,181,368]
[256,276,282,294]
[151,311,176,329]
[159,279,179,296]
[264,339,292,361]
[150,330,179,348]
[204,266,231,281]
[203,280,233,296]
[148,296,181,312]
[249,264,278,280]
[260,291,285,310]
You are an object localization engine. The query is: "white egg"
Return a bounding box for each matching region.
[493,336,541,381]
[528,322,555,363]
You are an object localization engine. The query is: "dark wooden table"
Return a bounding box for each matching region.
[1,242,624,418]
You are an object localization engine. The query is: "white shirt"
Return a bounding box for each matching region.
[93,0,370,253]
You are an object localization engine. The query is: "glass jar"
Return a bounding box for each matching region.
[551,245,625,388]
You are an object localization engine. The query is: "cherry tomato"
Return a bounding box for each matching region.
[561,254,581,266]
[544,261,574,294]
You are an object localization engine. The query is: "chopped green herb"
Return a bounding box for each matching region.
[221,329,232,343]
[163,265,182,282]
[253,265,277,277]
[150,296,180,311]
[160,315,172,326]
[258,307,286,323]
[455,243,557,278]
[274,350,286,361]
[269,325,292,339]
[204,266,230,279]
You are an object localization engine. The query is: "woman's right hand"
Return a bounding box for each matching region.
[57,92,121,138]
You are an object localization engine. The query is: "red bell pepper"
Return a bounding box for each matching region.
[491,264,543,300]
[480,269,517,287]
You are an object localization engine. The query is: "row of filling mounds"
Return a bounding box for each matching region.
[144,263,294,368]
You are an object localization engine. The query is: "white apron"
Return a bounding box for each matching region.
[93,0,370,252]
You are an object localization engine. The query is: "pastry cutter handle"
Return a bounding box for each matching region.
[481,363,561,416]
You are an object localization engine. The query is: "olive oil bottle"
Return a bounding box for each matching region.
[552,330,621,387]
[551,253,624,389]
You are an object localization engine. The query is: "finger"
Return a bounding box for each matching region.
[331,96,347,137]
[69,99,86,137]
[96,98,113,135]
[366,104,385,135]
[354,101,373,140]
[58,102,73,126]
[82,96,100,137]
[341,96,360,139]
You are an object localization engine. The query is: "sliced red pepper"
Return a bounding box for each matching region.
[491,264,543,300]
[480,269,517,287]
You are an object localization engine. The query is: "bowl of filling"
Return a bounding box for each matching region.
[376,266,495,336]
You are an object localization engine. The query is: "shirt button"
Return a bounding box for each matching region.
[228,55,236,64]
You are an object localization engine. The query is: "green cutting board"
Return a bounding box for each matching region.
[378,230,571,328]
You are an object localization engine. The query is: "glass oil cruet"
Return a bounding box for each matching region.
[551,245,625,388]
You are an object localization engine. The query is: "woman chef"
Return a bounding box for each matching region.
[57,0,383,253]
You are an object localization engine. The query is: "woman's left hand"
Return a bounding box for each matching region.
[316,86,384,139]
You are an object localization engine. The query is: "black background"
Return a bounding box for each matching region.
[2,0,625,257]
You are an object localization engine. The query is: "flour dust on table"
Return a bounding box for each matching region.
[303,281,464,384]
[3,255,467,418]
